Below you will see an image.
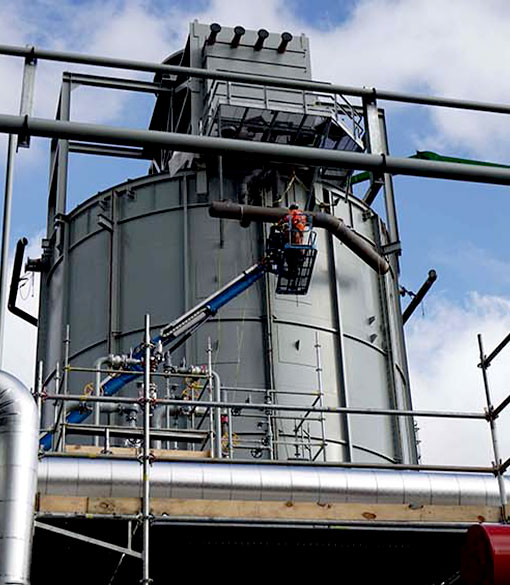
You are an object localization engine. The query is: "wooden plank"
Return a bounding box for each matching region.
[88,497,140,515]
[36,494,501,523]
[38,495,88,514]
[64,445,210,460]
[150,499,500,523]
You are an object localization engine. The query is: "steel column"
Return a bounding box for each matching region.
[0,135,15,367]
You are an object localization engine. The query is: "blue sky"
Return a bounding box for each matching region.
[1,0,510,464]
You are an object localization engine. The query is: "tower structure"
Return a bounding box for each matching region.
[36,21,417,466]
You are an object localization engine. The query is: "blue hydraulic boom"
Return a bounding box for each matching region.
[40,229,317,450]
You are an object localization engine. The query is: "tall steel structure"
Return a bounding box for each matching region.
[0,21,509,585]
[35,21,416,466]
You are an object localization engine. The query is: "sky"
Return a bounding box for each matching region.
[1,0,510,467]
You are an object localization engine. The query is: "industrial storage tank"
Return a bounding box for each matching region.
[36,21,417,465]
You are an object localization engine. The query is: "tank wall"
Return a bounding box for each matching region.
[38,172,415,464]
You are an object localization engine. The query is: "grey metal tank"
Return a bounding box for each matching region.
[36,21,417,465]
[37,167,416,464]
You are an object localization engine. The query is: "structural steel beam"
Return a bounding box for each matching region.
[0,114,510,185]
[0,44,509,115]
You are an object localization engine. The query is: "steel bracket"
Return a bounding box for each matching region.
[35,521,143,559]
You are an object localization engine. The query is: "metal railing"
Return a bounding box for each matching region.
[202,79,364,142]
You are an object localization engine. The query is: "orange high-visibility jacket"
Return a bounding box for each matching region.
[279,209,307,243]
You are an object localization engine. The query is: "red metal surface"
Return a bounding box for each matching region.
[462,524,510,585]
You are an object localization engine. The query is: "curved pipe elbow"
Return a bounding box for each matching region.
[209,202,390,274]
[312,212,390,274]
[0,371,39,585]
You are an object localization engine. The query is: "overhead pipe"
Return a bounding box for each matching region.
[209,201,390,274]
[38,456,510,508]
[0,114,509,186]
[1,43,510,115]
[0,371,39,585]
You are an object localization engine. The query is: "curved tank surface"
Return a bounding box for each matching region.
[38,169,416,464]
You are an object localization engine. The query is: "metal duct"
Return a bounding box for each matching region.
[38,457,508,508]
[208,201,390,274]
[0,371,39,585]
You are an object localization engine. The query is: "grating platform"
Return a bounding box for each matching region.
[276,245,318,295]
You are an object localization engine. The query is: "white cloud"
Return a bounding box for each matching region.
[406,292,510,466]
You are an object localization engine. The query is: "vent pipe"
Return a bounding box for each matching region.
[0,371,39,585]
[277,32,293,53]
[207,23,221,45]
[254,29,269,51]
[230,26,245,48]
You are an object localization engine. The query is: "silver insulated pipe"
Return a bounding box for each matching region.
[38,458,508,508]
[0,371,39,585]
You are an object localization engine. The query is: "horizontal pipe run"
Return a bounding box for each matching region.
[0,114,510,186]
[42,393,487,419]
[209,202,389,273]
[37,457,510,507]
[0,43,509,115]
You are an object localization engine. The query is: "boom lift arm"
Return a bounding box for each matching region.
[40,262,273,449]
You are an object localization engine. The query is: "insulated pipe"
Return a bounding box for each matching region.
[208,201,390,274]
[0,115,510,185]
[0,371,39,585]
[37,457,510,508]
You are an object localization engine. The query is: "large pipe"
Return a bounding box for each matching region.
[0,115,509,186]
[209,201,390,274]
[0,371,39,585]
[0,43,509,115]
[8,238,38,327]
[37,457,509,508]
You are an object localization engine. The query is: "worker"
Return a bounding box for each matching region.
[276,203,308,279]
[278,203,308,245]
